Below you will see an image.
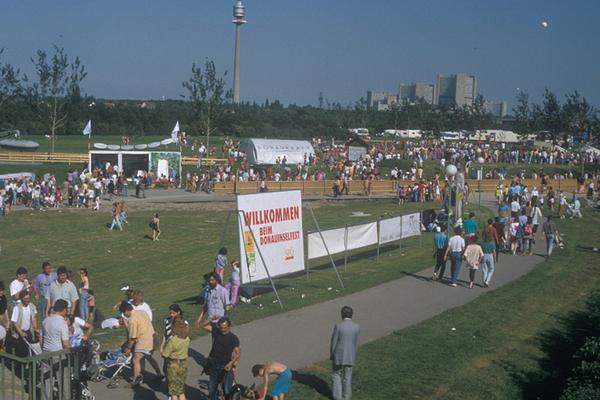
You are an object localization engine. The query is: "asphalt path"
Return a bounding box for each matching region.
[89,199,547,399]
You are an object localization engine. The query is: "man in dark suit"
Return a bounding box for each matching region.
[330,306,360,400]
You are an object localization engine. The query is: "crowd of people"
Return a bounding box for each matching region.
[180,136,600,188]
[0,240,364,400]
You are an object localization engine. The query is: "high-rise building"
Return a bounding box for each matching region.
[399,83,434,104]
[434,73,477,107]
[484,100,508,118]
[366,91,398,111]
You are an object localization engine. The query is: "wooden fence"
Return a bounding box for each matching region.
[0,151,225,166]
[212,179,580,195]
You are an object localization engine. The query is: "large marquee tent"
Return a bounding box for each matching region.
[239,138,315,165]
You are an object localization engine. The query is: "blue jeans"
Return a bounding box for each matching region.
[482,253,494,284]
[79,290,89,320]
[450,251,462,284]
[122,184,128,197]
[208,364,234,400]
[110,217,122,230]
[546,234,555,257]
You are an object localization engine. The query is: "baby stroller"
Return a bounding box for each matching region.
[90,347,133,388]
[24,338,96,400]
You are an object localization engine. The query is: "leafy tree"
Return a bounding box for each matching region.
[26,45,87,152]
[0,48,22,112]
[513,91,532,135]
[182,59,232,148]
[561,91,596,141]
[540,88,563,141]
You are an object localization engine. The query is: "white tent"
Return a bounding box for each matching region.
[240,138,315,165]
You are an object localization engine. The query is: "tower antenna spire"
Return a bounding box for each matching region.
[232,0,246,104]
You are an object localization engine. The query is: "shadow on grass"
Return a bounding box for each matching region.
[292,370,332,399]
[511,294,600,400]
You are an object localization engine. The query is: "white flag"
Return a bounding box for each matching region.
[171,121,180,143]
[82,120,92,136]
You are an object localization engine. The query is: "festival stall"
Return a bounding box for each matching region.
[88,150,181,180]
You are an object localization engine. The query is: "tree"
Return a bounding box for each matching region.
[26,45,87,153]
[561,91,595,140]
[182,60,232,149]
[513,91,532,135]
[0,48,22,111]
[540,88,563,141]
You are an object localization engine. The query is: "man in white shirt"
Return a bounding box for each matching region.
[444,227,466,287]
[10,267,30,306]
[10,292,39,357]
[510,198,521,218]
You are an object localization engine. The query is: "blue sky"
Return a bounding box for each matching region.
[1,0,599,108]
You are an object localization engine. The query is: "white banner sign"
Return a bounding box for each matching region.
[379,216,401,244]
[237,191,305,283]
[307,228,347,260]
[348,145,367,161]
[346,222,378,251]
[401,212,421,238]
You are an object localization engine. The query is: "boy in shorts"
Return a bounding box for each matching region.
[252,361,292,400]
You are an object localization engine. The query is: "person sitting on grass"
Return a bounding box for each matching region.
[252,361,293,400]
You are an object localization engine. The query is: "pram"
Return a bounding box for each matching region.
[90,347,133,388]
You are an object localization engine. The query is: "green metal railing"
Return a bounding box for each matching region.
[0,348,81,400]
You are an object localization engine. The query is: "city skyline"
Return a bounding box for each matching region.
[1,0,599,107]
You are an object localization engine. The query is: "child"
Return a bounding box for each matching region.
[225,261,241,306]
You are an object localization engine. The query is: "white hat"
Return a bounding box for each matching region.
[435,226,441,232]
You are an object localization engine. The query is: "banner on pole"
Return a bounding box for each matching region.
[401,212,421,238]
[237,191,305,283]
[379,216,401,244]
[346,222,378,251]
[307,228,347,259]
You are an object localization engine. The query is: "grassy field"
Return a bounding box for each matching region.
[287,208,600,399]
[0,199,490,347]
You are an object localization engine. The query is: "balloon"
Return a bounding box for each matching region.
[446,164,458,176]
[541,21,549,28]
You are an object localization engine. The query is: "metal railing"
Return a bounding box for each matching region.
[0,349,82,400]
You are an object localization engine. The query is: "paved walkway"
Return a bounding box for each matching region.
[90,200,547,399]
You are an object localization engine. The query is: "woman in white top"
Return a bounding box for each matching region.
[463,236,484,289]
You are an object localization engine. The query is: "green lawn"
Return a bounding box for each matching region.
[0,199,489,347]
[287,209,600,399]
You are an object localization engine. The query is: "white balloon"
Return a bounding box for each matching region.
[446,164,458,176]
[541,21,549,28]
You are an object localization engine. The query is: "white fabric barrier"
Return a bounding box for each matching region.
[379,216,401,244]
[307,228,347,259]
[401,212,421,238]
[346,222,378,251]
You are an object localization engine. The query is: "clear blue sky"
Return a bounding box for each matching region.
[1,0,599,108]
